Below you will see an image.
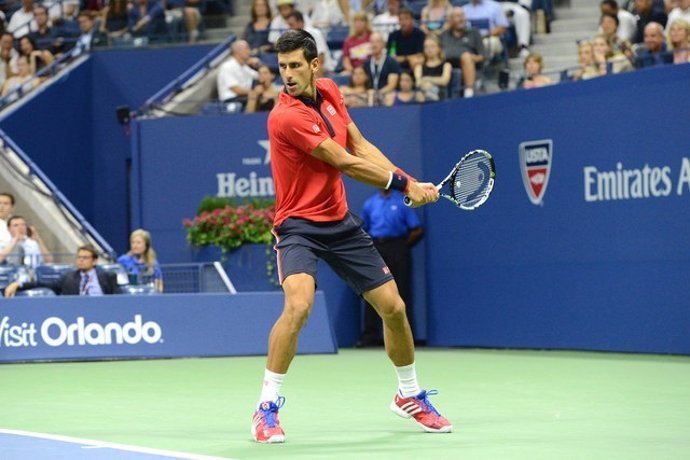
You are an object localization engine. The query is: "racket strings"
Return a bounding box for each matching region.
[448,154,493,207]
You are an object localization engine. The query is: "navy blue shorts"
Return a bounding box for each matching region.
[273,212,394,295]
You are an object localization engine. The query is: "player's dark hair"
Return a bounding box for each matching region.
[275,29,318,63]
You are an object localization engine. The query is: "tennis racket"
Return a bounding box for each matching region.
[404,149,496,210]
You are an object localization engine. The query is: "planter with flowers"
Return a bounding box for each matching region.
[183,196,279,291]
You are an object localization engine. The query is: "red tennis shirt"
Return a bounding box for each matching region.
[268,78,353,228]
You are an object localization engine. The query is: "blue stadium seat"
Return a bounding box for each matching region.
[16,287,57,297]
[0,265,18,290]
[407,0,426,20]
[331,74,350,87]
[326,26,350,50]
[98,263,131,286]
[36,263,74,284]
[119,285,158,295]
[259,52,278,71]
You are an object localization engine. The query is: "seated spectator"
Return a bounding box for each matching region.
[372,0,401,41]
[339,65,375,107]
[309,0,345,29]
[387,7,425,70]
[498,0,532,58]
[592,33,633,73]
[4,244,119,297]
[519,52,552,89]
[8,0,38,39]
[100,0,130,41]
[666,0,690,31]
[74,11,108,54]
[268,0,313,45]
[29,6,65,55]
[667,18,690,63]
[363,31,400,97]
[0,215,52,268]
[286,10,335,76]
[163,0,202,43]
[246,64,280,112]
[420,0,452,35]
[0,33,19,90]
[383,69,424,106]
[600,12,634,57]
[1,55,39,96]
[244,0,274,55]
[341,10,372,74]
[439,7,484,98]
[634,21,673,66]
[118,228,163,292]
[128,0,167,43]
[19,35,54,75]
[462,0,509,60]
[573,40,604,80]
[0,192,15,244]
[600,0,637,42]
[216,39,260,109]
[414,34,452,101]
[631,0,668,44]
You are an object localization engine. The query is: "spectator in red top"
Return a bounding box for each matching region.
[250,29,450,444]
[341,10,373,74]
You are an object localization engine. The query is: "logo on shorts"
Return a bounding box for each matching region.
[382,266,390,275]
[519,139,553,205]
[312,124,320,133]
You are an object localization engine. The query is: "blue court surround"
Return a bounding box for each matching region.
[0,430,232,460]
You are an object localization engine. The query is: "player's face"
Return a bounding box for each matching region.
[278,49,318,98]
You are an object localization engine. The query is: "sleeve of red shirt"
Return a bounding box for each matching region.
[279,105,331,154]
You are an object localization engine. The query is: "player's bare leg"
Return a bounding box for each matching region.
[266,273,316,373]
[252,273,316,443]
[364,280,453,433]
[363,280,414,366]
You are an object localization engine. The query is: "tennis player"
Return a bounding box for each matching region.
[251,29,452,443]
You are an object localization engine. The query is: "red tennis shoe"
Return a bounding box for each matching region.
[251,397,286,443]
[390,390,453,433]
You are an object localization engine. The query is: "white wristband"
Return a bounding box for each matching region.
[384,171,394,190]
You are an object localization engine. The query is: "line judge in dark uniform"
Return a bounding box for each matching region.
[358,188,424,347]
[3,244,119,297]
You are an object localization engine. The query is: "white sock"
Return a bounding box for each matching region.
[463,88,474,98]
[395,362,421,397]
[258,369,285,408]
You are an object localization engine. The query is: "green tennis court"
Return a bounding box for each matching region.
[3,348,690,459]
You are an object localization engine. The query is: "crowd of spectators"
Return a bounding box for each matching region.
[0,190,164,297]
[216,0,688,112]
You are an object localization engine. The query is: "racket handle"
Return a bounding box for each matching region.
[404,184,441,207]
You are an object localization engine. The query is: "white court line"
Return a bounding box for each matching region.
[0,428,237,460]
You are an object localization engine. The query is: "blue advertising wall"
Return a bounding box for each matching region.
[0,292,336,362]
[421,65,690,354]
[132,64,690,354]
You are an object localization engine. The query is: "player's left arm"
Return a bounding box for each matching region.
[345,122,398,171]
